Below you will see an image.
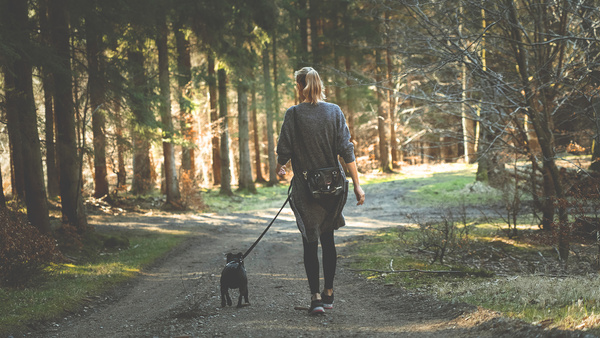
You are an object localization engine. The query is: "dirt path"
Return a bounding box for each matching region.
[31,168,585,337]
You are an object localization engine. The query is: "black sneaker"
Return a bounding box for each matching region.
[321,292,334,309]
[308,299,325,315]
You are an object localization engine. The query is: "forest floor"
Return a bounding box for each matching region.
[27,165,593,338]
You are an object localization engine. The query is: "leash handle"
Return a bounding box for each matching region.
[242,185,292,259]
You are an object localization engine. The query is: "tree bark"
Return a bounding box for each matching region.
[85,9,109,199]
[297,0,309,69]
[309,0,320,66]
[4,70,25,202]
[506,0,568,259]
[345,54,356,147]
[386,10,398,167]
[157,12,181,207]
[114,100,127,189]
[0,164,5,208]
[128,47,153,195]
[237,82,256,192]
[218,68,233,195]
[251,84,266,183]
[1,0,51,233]
[208,54,221,185]
[48,0,87,231]
[39,0,60,198]
[174,19,195,178]
[375,48,391,172]
[273,32,282,133]
[263,45,278,185]
[591,97,600,172]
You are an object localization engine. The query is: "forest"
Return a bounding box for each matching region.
[1,0,600,335]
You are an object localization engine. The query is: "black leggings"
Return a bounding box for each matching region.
[302,231,336,294]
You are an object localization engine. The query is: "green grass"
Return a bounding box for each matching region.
[348,164,600,332]
[201,183,290,213]
[0,230,186,335]
[348,227,494,289]
[348,224,600,332]
[437,275,600,332]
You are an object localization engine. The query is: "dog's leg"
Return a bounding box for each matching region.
[221,287,227,307]
[222,287,232,307]
[237,286,249,307]
[226,289,232,306]
[243,286,249,305]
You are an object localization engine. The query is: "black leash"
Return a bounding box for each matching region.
[242,185,292,259]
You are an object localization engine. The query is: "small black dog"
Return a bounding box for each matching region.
[220,252,249,308]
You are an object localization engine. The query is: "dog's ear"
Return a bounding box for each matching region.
[236,252,243,259]
[226,253,233,262]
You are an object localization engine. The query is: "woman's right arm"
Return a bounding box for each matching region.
[346,161,365,205]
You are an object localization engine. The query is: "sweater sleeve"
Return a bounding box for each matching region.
[277,107,294,165]
[336,108,356,163]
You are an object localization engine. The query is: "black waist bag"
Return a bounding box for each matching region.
[303,166,347,199]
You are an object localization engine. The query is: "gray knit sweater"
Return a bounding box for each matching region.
[277,102,355,242]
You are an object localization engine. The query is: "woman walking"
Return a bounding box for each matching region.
[276,67,365,315]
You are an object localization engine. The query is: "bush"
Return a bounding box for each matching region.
[0,208,61,287]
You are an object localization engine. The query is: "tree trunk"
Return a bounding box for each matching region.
[341,1,356,150]
[0,164,5,208]
[128,48,153,195]
[174,19,195,178]
[386,10,398,167]
[157,13,181,207]
[208,53,221,185]
[309,0,320,66]
[48,0,87,231]
[263,46,278,185]
[114,100,127,189]
[4,70,25,202]
[273,32,282,133]
[39,0,60,199]
[459,3,475,164]
[218,68,233,196]
[375,48,391,172]
[251,84,266,183]
[508,2,570,262]
[539,164,556,231]
[2,0,51,233]
[86,11,109,199]
[237,83,256,192]
[345,55,356,147]
[506,1,568,260]
[591,97,600,172]
[297,0,309,69]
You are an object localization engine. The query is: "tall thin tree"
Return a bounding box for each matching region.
[39,0,60,198]
[156,10,182,207]
[1,0,51,233]
[128,43,154,195]
[263,45,278,185]
[251,82,266,182]
[174,18,195,179]
[86,3,109,199]
[218,67,233,195]
[208,53,222,185]
[48,0,87,231]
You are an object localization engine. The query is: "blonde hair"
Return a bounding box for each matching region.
[294,67,326,105]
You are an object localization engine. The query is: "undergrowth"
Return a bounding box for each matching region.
[348,163,600,333]
[0,229,186,336]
